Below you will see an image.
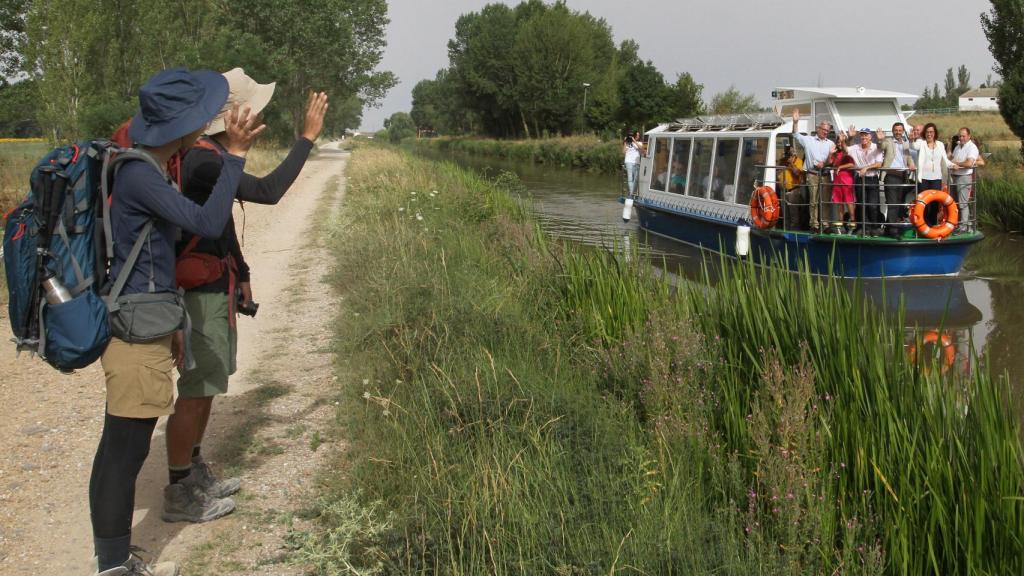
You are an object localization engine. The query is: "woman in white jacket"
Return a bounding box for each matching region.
[913,123,953,192]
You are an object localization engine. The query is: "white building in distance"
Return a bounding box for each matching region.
[959,88,1000,112]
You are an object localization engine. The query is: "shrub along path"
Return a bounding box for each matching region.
[0,143,349,575]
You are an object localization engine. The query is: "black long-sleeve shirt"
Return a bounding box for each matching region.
[177,136,315,293]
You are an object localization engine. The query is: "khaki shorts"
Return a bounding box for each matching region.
[102,335,176,418]
[177,291,236,398]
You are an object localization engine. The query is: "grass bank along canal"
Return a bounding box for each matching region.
[313,145,1023,574]
[414,144,1024,388]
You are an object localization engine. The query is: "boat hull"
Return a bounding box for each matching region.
[636,202,980,277]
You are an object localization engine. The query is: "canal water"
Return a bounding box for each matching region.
[418,148,1024,382]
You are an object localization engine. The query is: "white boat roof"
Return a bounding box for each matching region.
[776,86,918,100]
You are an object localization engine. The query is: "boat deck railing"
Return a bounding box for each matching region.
[757,165,978,239]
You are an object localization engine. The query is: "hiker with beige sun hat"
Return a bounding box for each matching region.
[162,67,329,524]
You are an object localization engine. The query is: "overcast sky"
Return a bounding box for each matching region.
[360,0,997,131]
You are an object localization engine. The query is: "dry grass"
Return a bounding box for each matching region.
[909,111,1018,149]
[0,141,49,212]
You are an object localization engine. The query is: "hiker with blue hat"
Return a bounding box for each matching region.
[90,67,264,576]
[162,69,328,524]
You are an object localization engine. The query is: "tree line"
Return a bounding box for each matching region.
[0,0,395,143]
[406,0,759,139]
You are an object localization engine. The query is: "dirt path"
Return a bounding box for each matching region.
[0,144,349,575]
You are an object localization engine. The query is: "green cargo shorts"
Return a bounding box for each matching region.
[177,291,236,398]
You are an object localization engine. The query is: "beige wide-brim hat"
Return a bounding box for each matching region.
[204,67,276,135]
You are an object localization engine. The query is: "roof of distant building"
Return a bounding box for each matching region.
[960,88,999,98]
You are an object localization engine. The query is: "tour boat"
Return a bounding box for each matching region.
[624,87,983,277]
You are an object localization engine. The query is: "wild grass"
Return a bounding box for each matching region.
[312,147,1024,574]
[0,141,48,212]
[977,173,1024,233]
[409,135,622,174]
[909,111,1017,149]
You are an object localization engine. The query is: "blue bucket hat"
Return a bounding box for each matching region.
[128,68,229,147]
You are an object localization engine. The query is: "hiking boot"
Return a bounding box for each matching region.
[162,473,235,523]
[97,546,179,576]
[192,456,241,498]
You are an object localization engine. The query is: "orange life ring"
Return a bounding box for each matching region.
[909,187,959,239]
[750,186,780,229]
[907,330,955,374]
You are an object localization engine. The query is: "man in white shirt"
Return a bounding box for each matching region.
[951,127,980,230]
[846,127,884,235]
[791,108,836,231]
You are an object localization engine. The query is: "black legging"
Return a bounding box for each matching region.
[89,412,157,565]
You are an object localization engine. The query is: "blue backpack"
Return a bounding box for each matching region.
[2,141,160,372]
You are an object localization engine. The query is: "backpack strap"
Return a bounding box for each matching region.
[100,148,170,311]
[104,220,153,311]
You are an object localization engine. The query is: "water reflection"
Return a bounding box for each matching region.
[416,147,1023,382]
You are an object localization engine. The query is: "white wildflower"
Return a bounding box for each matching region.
[362,391,371,399]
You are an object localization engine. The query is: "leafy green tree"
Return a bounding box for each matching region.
[385,111,416,143]
[708,85,760,114]
[982,0,1024,158]
[212,0,395,141]
[0,78,41,136]
[511,3,614,137]
[665,72,704,120]
[1,0,27,78]
[616,40,670,131]
[447,3,522,137]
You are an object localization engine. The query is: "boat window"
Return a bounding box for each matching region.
[668,138,691,195]
[688,139,714,198]
[710,139,740,203]
[814,100,833,131]
[737,137,769,204]
[834,101,900,134]
[650,137,669,192]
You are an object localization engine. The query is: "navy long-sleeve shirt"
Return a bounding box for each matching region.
[176,137,313,292]
[109,153,245,295]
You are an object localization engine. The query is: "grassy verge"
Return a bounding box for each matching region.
[977,173,1024,233]
[408,135,622,174]
[304,147,1024,574]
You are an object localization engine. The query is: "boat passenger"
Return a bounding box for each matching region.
[845,127,884,235]
[878,121,917,236]
[913,123,952,193]
[623,131,644,194]
[911,124,923,142]
[668,156,687,194]
[913,123,954,225]
[780,146,805,228]
[950,127,979,231]
[790,108,835,231]
[828,133,856,232]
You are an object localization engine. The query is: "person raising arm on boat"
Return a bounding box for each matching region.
[844,127,884,235]
[877,122,917,237]
[791,108,835,231]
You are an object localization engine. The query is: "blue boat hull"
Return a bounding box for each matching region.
[636,203,981,277]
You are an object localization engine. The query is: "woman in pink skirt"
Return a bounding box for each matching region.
[829,133,856,232]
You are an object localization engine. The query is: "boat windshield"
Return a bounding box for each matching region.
[834,101,901,132]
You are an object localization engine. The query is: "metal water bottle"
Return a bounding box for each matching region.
[42,275,72,305]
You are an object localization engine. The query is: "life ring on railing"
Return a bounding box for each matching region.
[909,187,959,239]
[907,330,955,374]
[749,186,780,229]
